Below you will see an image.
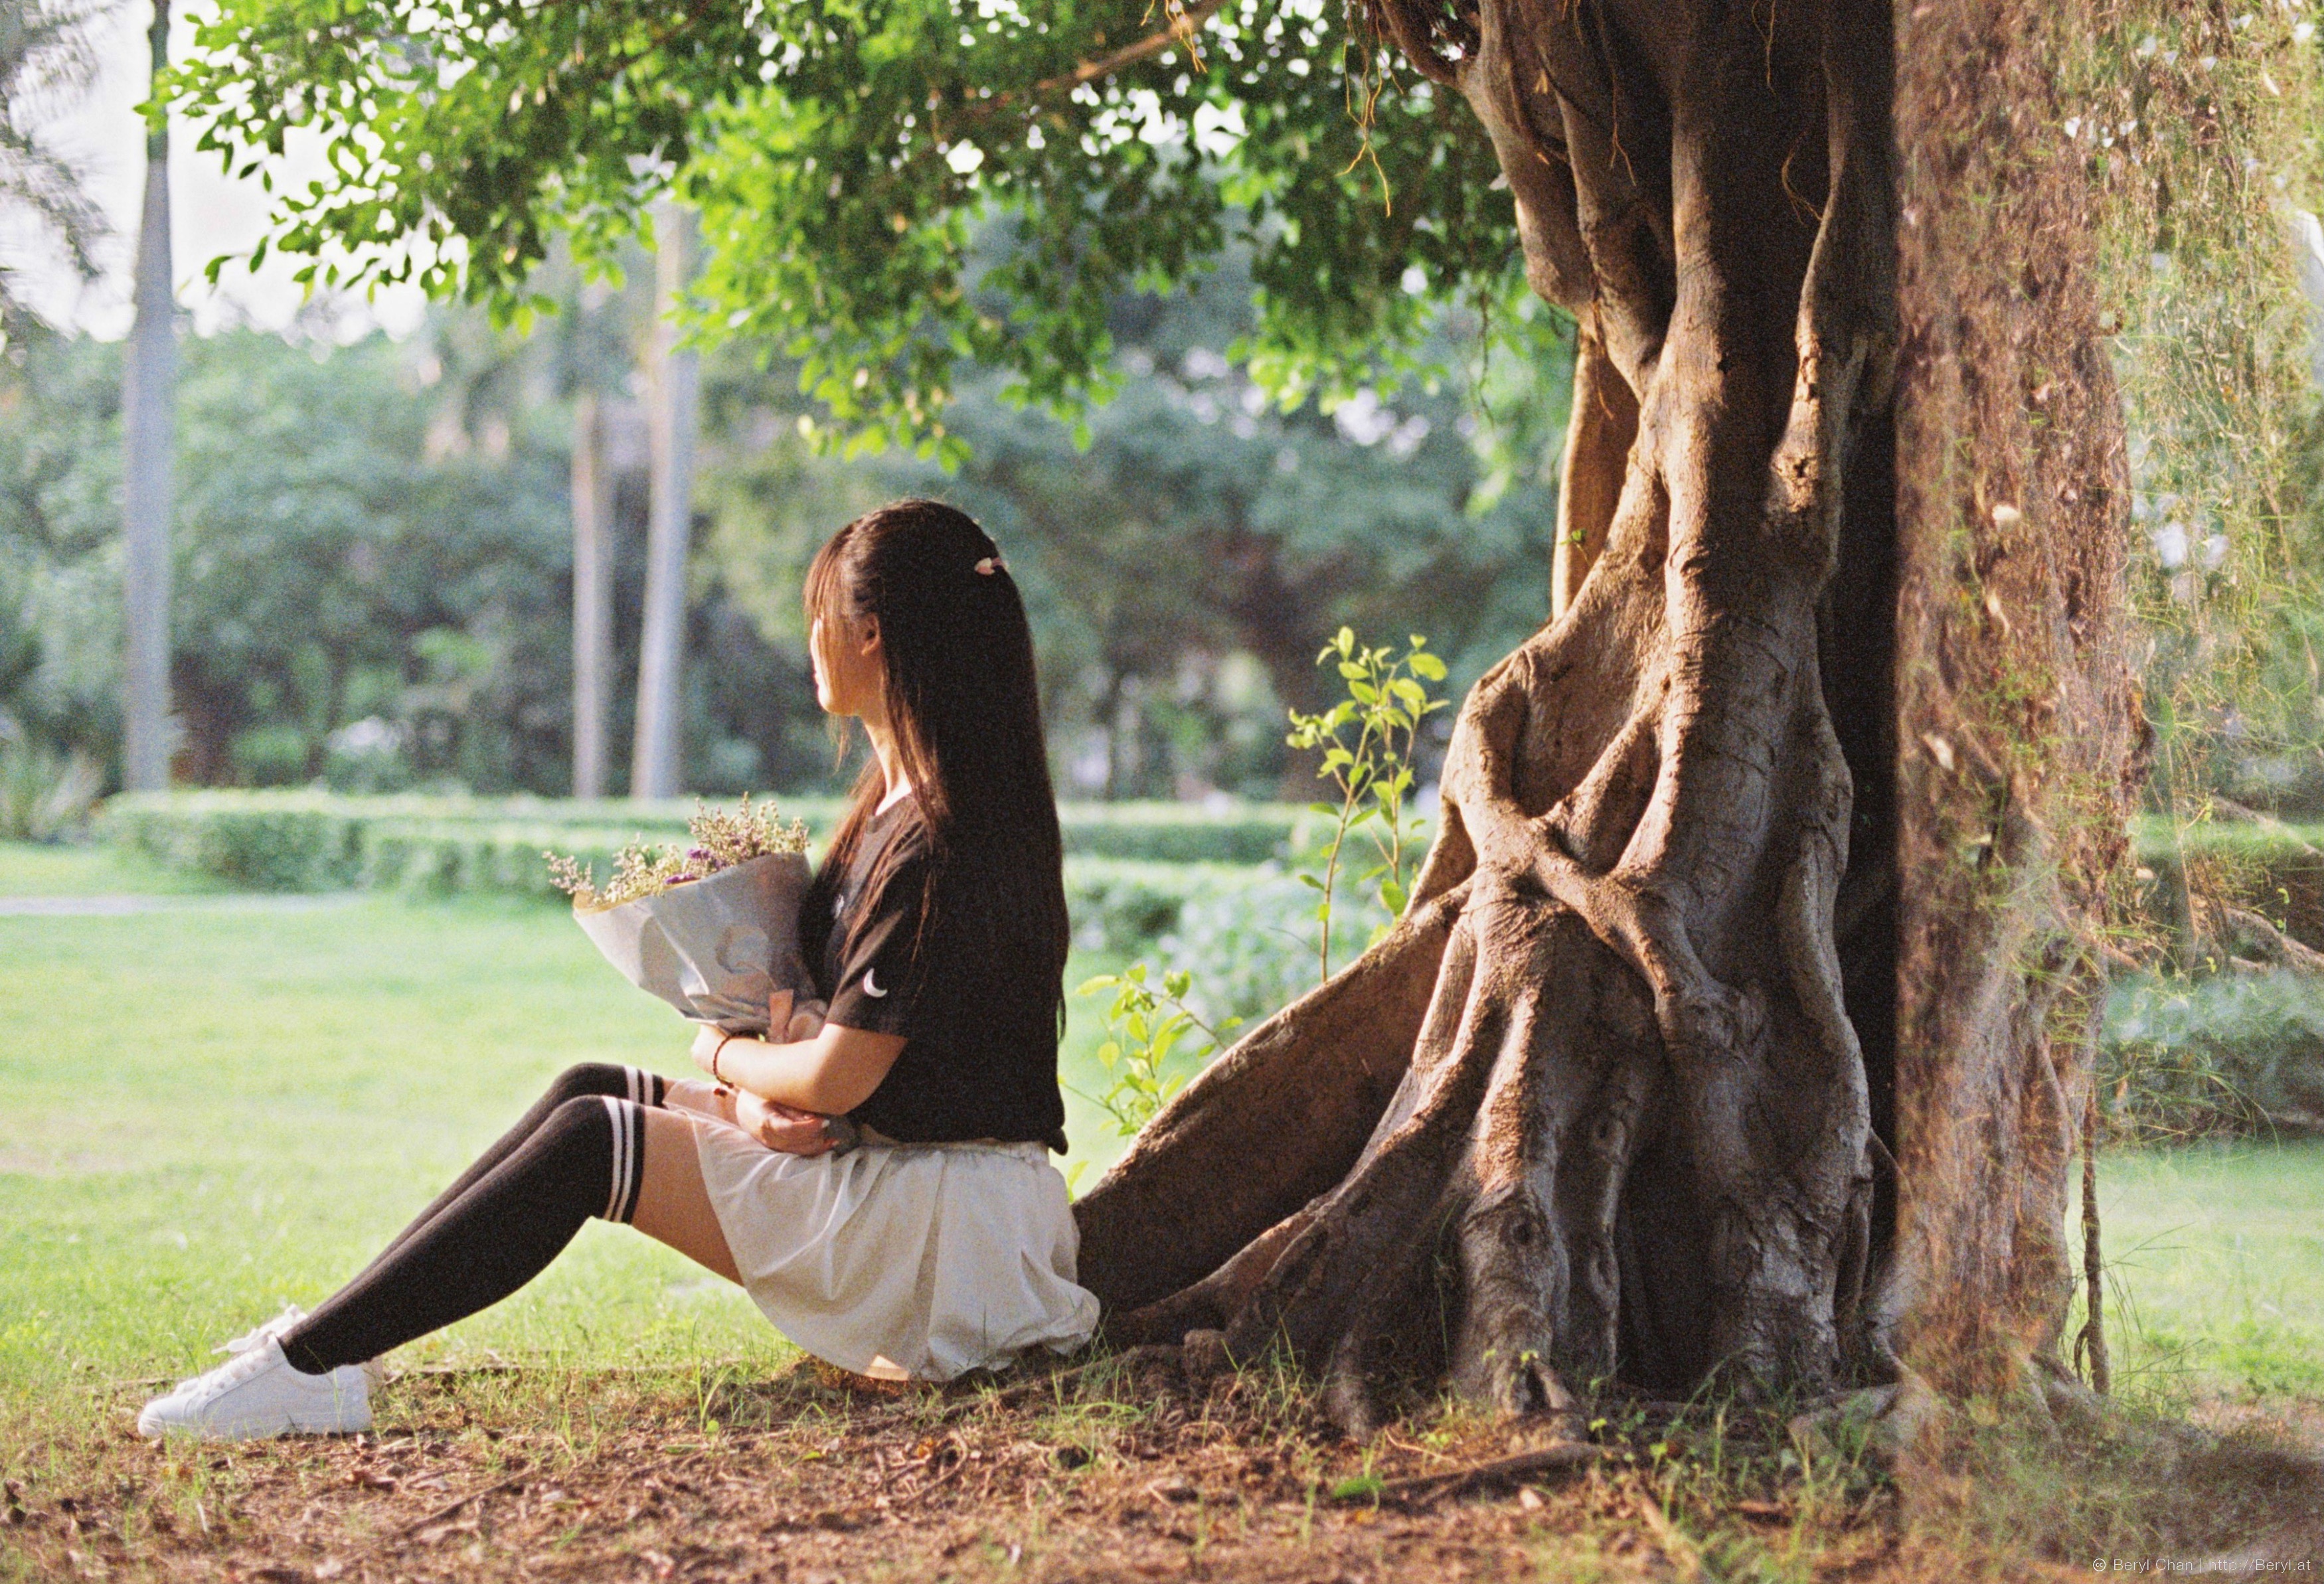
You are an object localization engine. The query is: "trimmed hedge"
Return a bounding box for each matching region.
[99,789,1308,896]
[1064,858,1258,953]
[98,791,1268,951]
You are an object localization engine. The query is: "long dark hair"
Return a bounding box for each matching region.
[803,499,1068,1016]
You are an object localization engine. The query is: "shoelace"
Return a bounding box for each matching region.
[215,1305,307,1360]
[166,1305,309,1395]
[180,1342,286,1408]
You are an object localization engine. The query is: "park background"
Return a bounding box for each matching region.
[5,0,2324,1575]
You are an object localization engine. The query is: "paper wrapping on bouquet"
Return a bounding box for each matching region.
[572,852,823,1033]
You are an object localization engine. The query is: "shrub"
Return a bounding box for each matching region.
[2098,969,2324,1138]
[1155,865,1395,1029]
[1054,803,1302,865]
[106,795,367,891]
[0,737,102,842]
[96,791,1309,890]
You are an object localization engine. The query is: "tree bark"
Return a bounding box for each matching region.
[1074,0,2135,1432]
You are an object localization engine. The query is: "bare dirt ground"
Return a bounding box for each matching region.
[5,1350,2319,1583]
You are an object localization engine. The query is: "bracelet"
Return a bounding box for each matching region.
[710,1030,736,1084]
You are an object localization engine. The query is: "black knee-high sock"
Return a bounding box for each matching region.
[359,1064,665,1275]
[279,1095,649,1375]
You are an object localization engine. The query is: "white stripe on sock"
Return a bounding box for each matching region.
[622,1101,645,1223]
[600,1095,627,1222]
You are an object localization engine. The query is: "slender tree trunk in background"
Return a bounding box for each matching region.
[1075,0,2137,1432]
[631,202,698,801]
[120,0,175,791]
[570,391,614,799]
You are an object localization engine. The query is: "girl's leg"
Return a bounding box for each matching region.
[278,1094,655,1374]
[360,1063,668,1273]
[628,1108,742,1283]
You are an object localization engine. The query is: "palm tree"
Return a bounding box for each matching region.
[0,0,105,351]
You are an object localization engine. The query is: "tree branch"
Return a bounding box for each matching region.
[1032,0,1229,95]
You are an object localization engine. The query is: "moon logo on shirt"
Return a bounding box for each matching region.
[863,969,890,998]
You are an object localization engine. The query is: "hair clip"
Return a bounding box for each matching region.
[974,555,1006,576]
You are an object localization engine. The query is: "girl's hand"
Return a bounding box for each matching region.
[764,988,827,1045]
[732,1090,836,1156]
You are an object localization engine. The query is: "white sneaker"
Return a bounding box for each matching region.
[137,1336,372,1439]
[216,1305,387,1389]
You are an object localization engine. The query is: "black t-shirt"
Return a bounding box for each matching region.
[803,801,1068,1150]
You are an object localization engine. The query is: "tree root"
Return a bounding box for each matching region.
[1353,1443,1606,1506]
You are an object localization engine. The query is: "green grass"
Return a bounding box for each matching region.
[4,837,2317,1430]
[0,841,1135,1414]
[0,839,224,897]
[2081,1140,2324,1402]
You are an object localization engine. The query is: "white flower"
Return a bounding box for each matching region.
[2153,522,2191,568]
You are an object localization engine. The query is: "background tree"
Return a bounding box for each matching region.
[169,0,2139,1429]
[696,245,1571,801]
[0,0,104,350]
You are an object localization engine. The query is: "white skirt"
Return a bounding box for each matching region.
[690,1117,1100,1382]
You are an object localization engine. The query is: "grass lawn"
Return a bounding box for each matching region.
[5,834,2320,1408]
[0,839,224,897]
[2082,1142,2324,1403]
[5,839,2323,1583]
[0,840,1136,1411]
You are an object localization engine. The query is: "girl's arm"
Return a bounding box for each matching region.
[688,991,904,1115]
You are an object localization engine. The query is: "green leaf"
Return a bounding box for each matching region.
[1331,1475,1382,1502]
[1075,974,1119,994]
[1380,878,1408,912]
[1410,652,1449,681]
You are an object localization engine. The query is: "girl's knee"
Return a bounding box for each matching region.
[549,1063,629,1102]
[549,1063,665,1108]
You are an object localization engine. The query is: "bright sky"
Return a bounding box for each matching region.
[23,0,426,341]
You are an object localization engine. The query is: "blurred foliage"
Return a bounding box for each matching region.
[3,245,1564,805]
[2055,4,2324,1144]
[0,0,105,353]
[0,730,97,840]
[2099,969,2324,1138]
[166,0,1529,461]
[701,248,1568,801]
[2072,1,2324,821]
[0,301,811,797]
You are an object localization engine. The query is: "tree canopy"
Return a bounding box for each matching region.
[168,0,1528,457]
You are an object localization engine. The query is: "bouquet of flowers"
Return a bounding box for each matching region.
[546,796,824,1034]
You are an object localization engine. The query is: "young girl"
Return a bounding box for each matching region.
[140,500,1100,1439]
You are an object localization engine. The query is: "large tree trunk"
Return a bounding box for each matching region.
[1072,0,2136,1433]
